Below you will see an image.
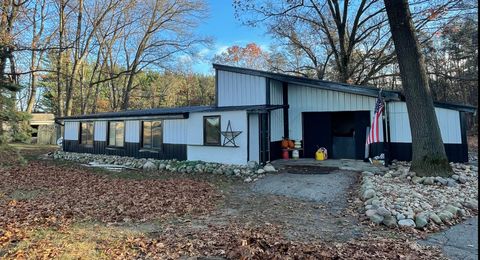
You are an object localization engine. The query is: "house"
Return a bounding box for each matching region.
[30,113,58,145]
[58,64,476,165]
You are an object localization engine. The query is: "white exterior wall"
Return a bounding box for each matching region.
[288,84,377,140]
[163,119,188,144]
[388,102,461,144]
[270,80,283,105]
[269,80,284,141]
[94,121,107,141]
[217,70,266,106]
[187,110,248,165]
[125,120,140,143]
[64,121,79,140]
[248,113,260,162]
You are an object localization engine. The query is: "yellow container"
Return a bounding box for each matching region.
[315,151,325,160]
[315,147,327,160]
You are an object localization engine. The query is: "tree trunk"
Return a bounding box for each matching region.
[56,0,66,117]
[384,0,452,177]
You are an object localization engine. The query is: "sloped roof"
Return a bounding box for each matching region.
[58,105,285,121]
[213,64,476,113]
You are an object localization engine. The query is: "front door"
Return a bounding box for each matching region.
[259,113,270,163]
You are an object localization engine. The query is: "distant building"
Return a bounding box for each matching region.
[58,64,476,164]
[30,113,57,145]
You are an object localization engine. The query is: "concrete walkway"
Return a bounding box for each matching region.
[419,217,478,260]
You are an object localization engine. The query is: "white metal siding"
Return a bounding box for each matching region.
[270,79,283,105]
[248,114,260,163]
[270,109,284,141]
[388,102,461,144]
[217,70,266,106]
[94,121,107,141]
[64,121,79,140]
[288,84,377,140]
[187,110,248,165]
[125,120,140,143]
[163,119,188,144]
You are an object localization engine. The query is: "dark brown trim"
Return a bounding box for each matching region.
[266,77,271,105]
[247,114,250,161]
[215,68,219,107]
[203,115,221,146]
[282,81,289,139]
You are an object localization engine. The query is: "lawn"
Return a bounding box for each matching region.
[0,144,445,259]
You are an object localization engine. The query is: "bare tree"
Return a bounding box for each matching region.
[235,0,467,85]
[119,0,208,110]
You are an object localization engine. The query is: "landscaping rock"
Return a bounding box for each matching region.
[142,161,157,170]
[445,205,461,216]
[438,211,454,222]
[429,213,443,225]
[376,207,391,217]
[463,199,478,210]
[423,177,435,185]
[415,215,428,228]
[257,169,266,174]
[369,214,384,224]
[398,219,415,228]
[365,209,377,217]
[263,163,276,173]
[362,189,376,200]
[458,176,467,184]
[361,171,374,177]
[382,215,397,227]
[359,159,478,229]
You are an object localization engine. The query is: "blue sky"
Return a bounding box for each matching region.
[191,0,271,74]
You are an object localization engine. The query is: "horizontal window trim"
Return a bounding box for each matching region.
[106,146,124,151]
[139,149,160,153]
[62,114,187,122]
[188,144,240,148]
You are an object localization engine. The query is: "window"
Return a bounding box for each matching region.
[203,116,221,145]
[108,121,124,147]
[80,122,94,146]
[142,121,162,149]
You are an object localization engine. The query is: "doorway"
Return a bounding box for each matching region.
[302,111,370,159]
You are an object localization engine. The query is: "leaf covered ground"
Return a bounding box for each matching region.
[0,145,446,259]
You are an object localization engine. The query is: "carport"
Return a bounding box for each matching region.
[302,111,370,160]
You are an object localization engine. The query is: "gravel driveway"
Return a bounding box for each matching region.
[251,169,359,210]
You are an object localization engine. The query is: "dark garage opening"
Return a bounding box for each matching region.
[302,111,370,160]
[331,112,356,159]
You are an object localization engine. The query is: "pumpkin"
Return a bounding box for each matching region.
[287,139,295,148]
[281,138,290,149]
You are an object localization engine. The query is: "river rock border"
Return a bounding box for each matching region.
[360,161,478,229]
[52,151,277,182]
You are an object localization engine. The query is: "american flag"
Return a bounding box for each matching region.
[366,95,385,145]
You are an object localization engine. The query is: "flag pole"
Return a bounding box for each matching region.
[381,90,390,167]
